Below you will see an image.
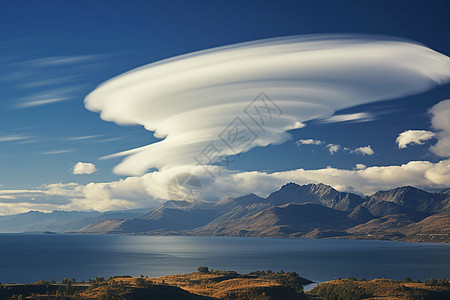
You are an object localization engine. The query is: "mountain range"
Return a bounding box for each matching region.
[1,183,449,242]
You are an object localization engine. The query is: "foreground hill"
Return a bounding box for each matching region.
[78,183,450,242]
[1,269,311,300]
[2,270,448,299]
[309,277,450,300]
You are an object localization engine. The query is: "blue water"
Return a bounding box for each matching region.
[0,234,448,283]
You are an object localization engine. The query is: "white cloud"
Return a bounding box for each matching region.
[319,112,374,124]
[14,86,81,109]
[297,138,374,156]
[4,35,450,215]
[326,144,341,154]
[26,55,97,66]
[3,159,450,215]
[296,139,323,145]
[352,145,374,156]
[429,99,450,157]
[396,130,435,149]
[66,135,101,141]
[15,97,68,108]
[73,162,97,175]
[355,164,367,170]
[42,149,73,155]
[85,35,450,176]
[0,135,29,142]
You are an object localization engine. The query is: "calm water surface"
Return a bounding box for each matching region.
[0,234,448,283]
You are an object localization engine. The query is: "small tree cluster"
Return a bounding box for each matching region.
[197,266,209,273]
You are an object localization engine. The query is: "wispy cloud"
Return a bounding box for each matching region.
[14,86,83,108]
[0,135,29,142]
[17,75,80,89]
[66,135,101,141]
[15,97,68,108]
[99,137,122,142]
[319,112,375,124]
[41,149,74,155]
[25,55,98,67]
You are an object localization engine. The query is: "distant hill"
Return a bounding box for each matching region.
[1,183,449,242]
[194,203,355,237]
[0,209,153,233]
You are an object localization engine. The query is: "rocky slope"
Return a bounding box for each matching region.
[77,183,450,242]
[1,182,448,242]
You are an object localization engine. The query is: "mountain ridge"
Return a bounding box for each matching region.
[1,183,449,242]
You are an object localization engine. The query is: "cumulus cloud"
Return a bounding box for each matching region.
[73,162,97,175]
[2,159,450,215]
[135,160,450,200]
[396,130,435,149]
[352,145,374,156]
[296,139,323,145]
[326,144,341,154]
[85,35,450,176]
[297,138,374,156]
[429,99,450,157]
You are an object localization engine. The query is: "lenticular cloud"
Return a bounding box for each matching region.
[85,35,450,175]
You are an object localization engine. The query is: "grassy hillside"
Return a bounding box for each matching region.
[1,270,449,299]
[1,269,310,300]
[309,277,450,300]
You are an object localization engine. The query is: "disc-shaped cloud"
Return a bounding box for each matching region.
[85,35,450,175]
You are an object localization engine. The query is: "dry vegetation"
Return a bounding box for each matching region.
[308,277,450,300]
[115,268,309,299]
[3,271,449,299]
[2,268,309,299]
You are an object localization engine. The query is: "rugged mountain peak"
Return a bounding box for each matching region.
[267,182,362,211]
[216,193,264,206]
[368,186,446,212]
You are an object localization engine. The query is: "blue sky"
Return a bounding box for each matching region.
[1,0,450,214]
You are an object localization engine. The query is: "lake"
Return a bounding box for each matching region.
[0,234,449,284]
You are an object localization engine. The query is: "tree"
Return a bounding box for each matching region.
[136,277,146,287]
[197,266,209,273]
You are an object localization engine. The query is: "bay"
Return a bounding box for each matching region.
[0,234,448,284]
